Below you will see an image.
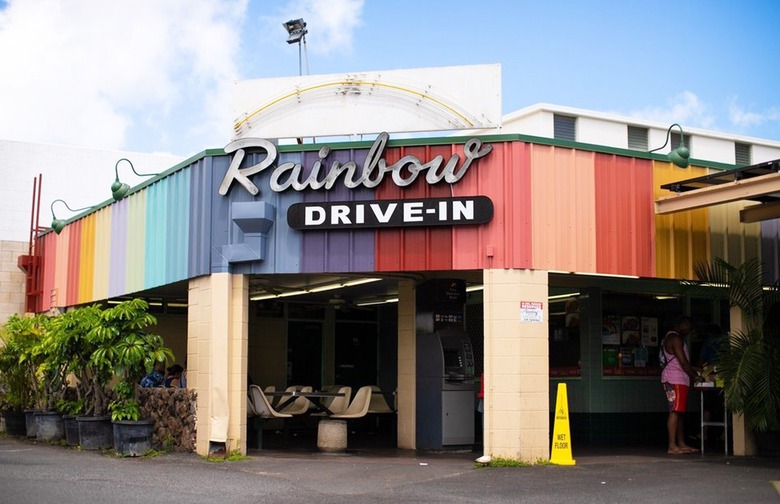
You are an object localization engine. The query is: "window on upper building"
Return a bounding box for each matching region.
[627,126,648,150]
[671,132,691,154]
[553,114,576,141]
[735,142,752,166]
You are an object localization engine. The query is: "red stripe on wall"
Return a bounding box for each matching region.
[594,154,655,277]
[40,233,56,312]
[374,144,454,271]
[65,221,82,306]
[452,141,532,270]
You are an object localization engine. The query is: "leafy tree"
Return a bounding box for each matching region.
[90,299,173,421]
[693,257,780,432]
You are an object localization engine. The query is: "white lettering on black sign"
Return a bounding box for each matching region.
[287,196,493,230]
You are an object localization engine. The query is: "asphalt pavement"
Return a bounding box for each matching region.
[0,435,778,504]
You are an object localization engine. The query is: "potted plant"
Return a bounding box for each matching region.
[692,258,780,451]
[0,318,35,436]
[46,304,112,447]
[92,299,173,456]
[47,305,106,449]
[1,314,49,437]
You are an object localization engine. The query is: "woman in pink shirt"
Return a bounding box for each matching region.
[661,316,701,454]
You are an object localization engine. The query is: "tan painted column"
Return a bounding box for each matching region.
[483,268,549,461]
[188,273,249,456]
[396,279,416,449]
[729,305,756,456]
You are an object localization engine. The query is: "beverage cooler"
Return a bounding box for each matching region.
[415,280,476,449]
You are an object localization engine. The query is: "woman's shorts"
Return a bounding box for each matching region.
[663,382,689,413]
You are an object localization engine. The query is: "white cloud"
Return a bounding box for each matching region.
[728,97,780,128]
[628,91,715,130]
[0,0,247,155]
[264,0,364,55]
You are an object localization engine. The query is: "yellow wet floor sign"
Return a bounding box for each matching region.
[550,383,576,465]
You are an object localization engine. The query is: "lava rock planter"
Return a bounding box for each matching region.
[77,416,113,450]
[113,419,154,457]
[34,411,65,442]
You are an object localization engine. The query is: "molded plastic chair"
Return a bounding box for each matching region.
[278,386,313,415]
[247,394,257,417]
[263,385,276,406]
[249,384,292,419]
[331,386,372,419]
[367,386,395,413]
[313,386,352,416]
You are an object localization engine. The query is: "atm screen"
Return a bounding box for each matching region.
[443,349,462,370]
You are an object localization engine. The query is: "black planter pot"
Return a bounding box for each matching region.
[77,416,113,450]
[63,415,80,446]
[3,411,27,436]
[113,419,154,457]
[24,409,41,438]
[755,431,780,457]
[34,411,64,441]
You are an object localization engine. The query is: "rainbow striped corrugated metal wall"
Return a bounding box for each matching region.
[37,137,770,312]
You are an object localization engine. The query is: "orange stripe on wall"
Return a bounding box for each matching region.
[65,221,82,306]
[594,154,655,277]
[530,145,597,272]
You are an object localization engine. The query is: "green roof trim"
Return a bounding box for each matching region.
[41,133,739,236]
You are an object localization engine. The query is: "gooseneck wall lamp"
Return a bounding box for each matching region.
[111,158,157,201]
[649,123,690,168]
[50,199,94,234]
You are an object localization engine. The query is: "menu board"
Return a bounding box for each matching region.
[602,314,660,376]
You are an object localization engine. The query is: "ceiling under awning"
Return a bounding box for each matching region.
[655,159,780,222]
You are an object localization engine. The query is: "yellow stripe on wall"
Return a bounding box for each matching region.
[653,161,710,280]
[708,201,761,266]
[92,207,112,302]
[78,215,96,303]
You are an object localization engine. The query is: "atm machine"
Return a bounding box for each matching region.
[416,279,475,449]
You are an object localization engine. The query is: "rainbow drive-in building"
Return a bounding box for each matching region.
[16,64,780,459]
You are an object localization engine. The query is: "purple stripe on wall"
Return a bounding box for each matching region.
[108,198,128,297]
[300,148,376,273]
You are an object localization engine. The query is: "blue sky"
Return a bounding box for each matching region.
[0,0,778,158]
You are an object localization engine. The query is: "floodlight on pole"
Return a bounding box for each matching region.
[282,18,308,76]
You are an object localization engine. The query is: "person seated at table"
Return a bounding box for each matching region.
[164,364,184,388]
[140,361,165,388]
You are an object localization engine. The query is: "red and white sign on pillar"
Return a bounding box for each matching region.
[520,301,544,323]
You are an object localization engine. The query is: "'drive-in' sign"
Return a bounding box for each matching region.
[287,196,493,230]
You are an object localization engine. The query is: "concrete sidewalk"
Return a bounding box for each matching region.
[1,435,778,503]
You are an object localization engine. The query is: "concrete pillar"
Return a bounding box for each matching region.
[396,279,416,449]
[188,273,249,456]
[729,305,756,456]
[483,268,549,462]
